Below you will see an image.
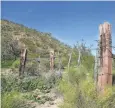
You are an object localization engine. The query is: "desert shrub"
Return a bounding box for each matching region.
[25,61,40,76]
[1,72,56,93]
[59,79,77,108]
[1,74,36,92]
[61,56,68,68]
[11,59,20,68]
[1,59,20,69]
[58,66,115,108]
[1,74,19,93]
[1,91,35,108]
[97,86,115,108]
[1,60,14,68]
[18,76,52,92]
[25,58,50,76]
[39,58,50,72]
[24,89,53,104]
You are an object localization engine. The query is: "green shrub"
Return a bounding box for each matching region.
[1,91,34,108]
[112,69,115,75]
[25,61,40,76]
[1,73,55,93]
[58,66,115,108]
[24,89,53,104]
[1,60,14,68]
[11,59,20,68]
[19,77,42,92]
[1,74,19,93]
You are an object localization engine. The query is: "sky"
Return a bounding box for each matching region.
[1,1,115,55]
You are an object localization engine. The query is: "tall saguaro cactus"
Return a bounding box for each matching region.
[98,22,112,93]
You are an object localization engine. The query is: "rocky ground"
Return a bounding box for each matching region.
[27,88,63,108]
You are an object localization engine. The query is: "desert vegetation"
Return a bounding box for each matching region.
[1,19,115,108]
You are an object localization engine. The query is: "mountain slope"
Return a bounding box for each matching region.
[1,19,71,61]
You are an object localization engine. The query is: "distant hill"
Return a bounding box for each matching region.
[1,19,71,61]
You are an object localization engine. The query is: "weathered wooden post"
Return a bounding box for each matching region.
[38,55,40,72]
[68,52,72,72]
[98,22,112,93]
[19,44,27,77]
[94,41,100,86]
[94,50,98,84]
[58,51,61,72]
[50,49,54,71]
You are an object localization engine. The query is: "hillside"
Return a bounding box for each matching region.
[1,19,71,68]
[1,19,71,58]
[2,20,115,108]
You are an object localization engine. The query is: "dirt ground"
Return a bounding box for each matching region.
[29,88,63,108]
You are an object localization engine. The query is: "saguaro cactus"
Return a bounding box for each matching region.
[98,22,112,93]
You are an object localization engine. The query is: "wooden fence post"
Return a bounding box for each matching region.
[94,41,100,86]
[58,51,61,72]
[19,45,27,77]
[50,49,54,71]
[98,22,112,93]
[68,52,72,72]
